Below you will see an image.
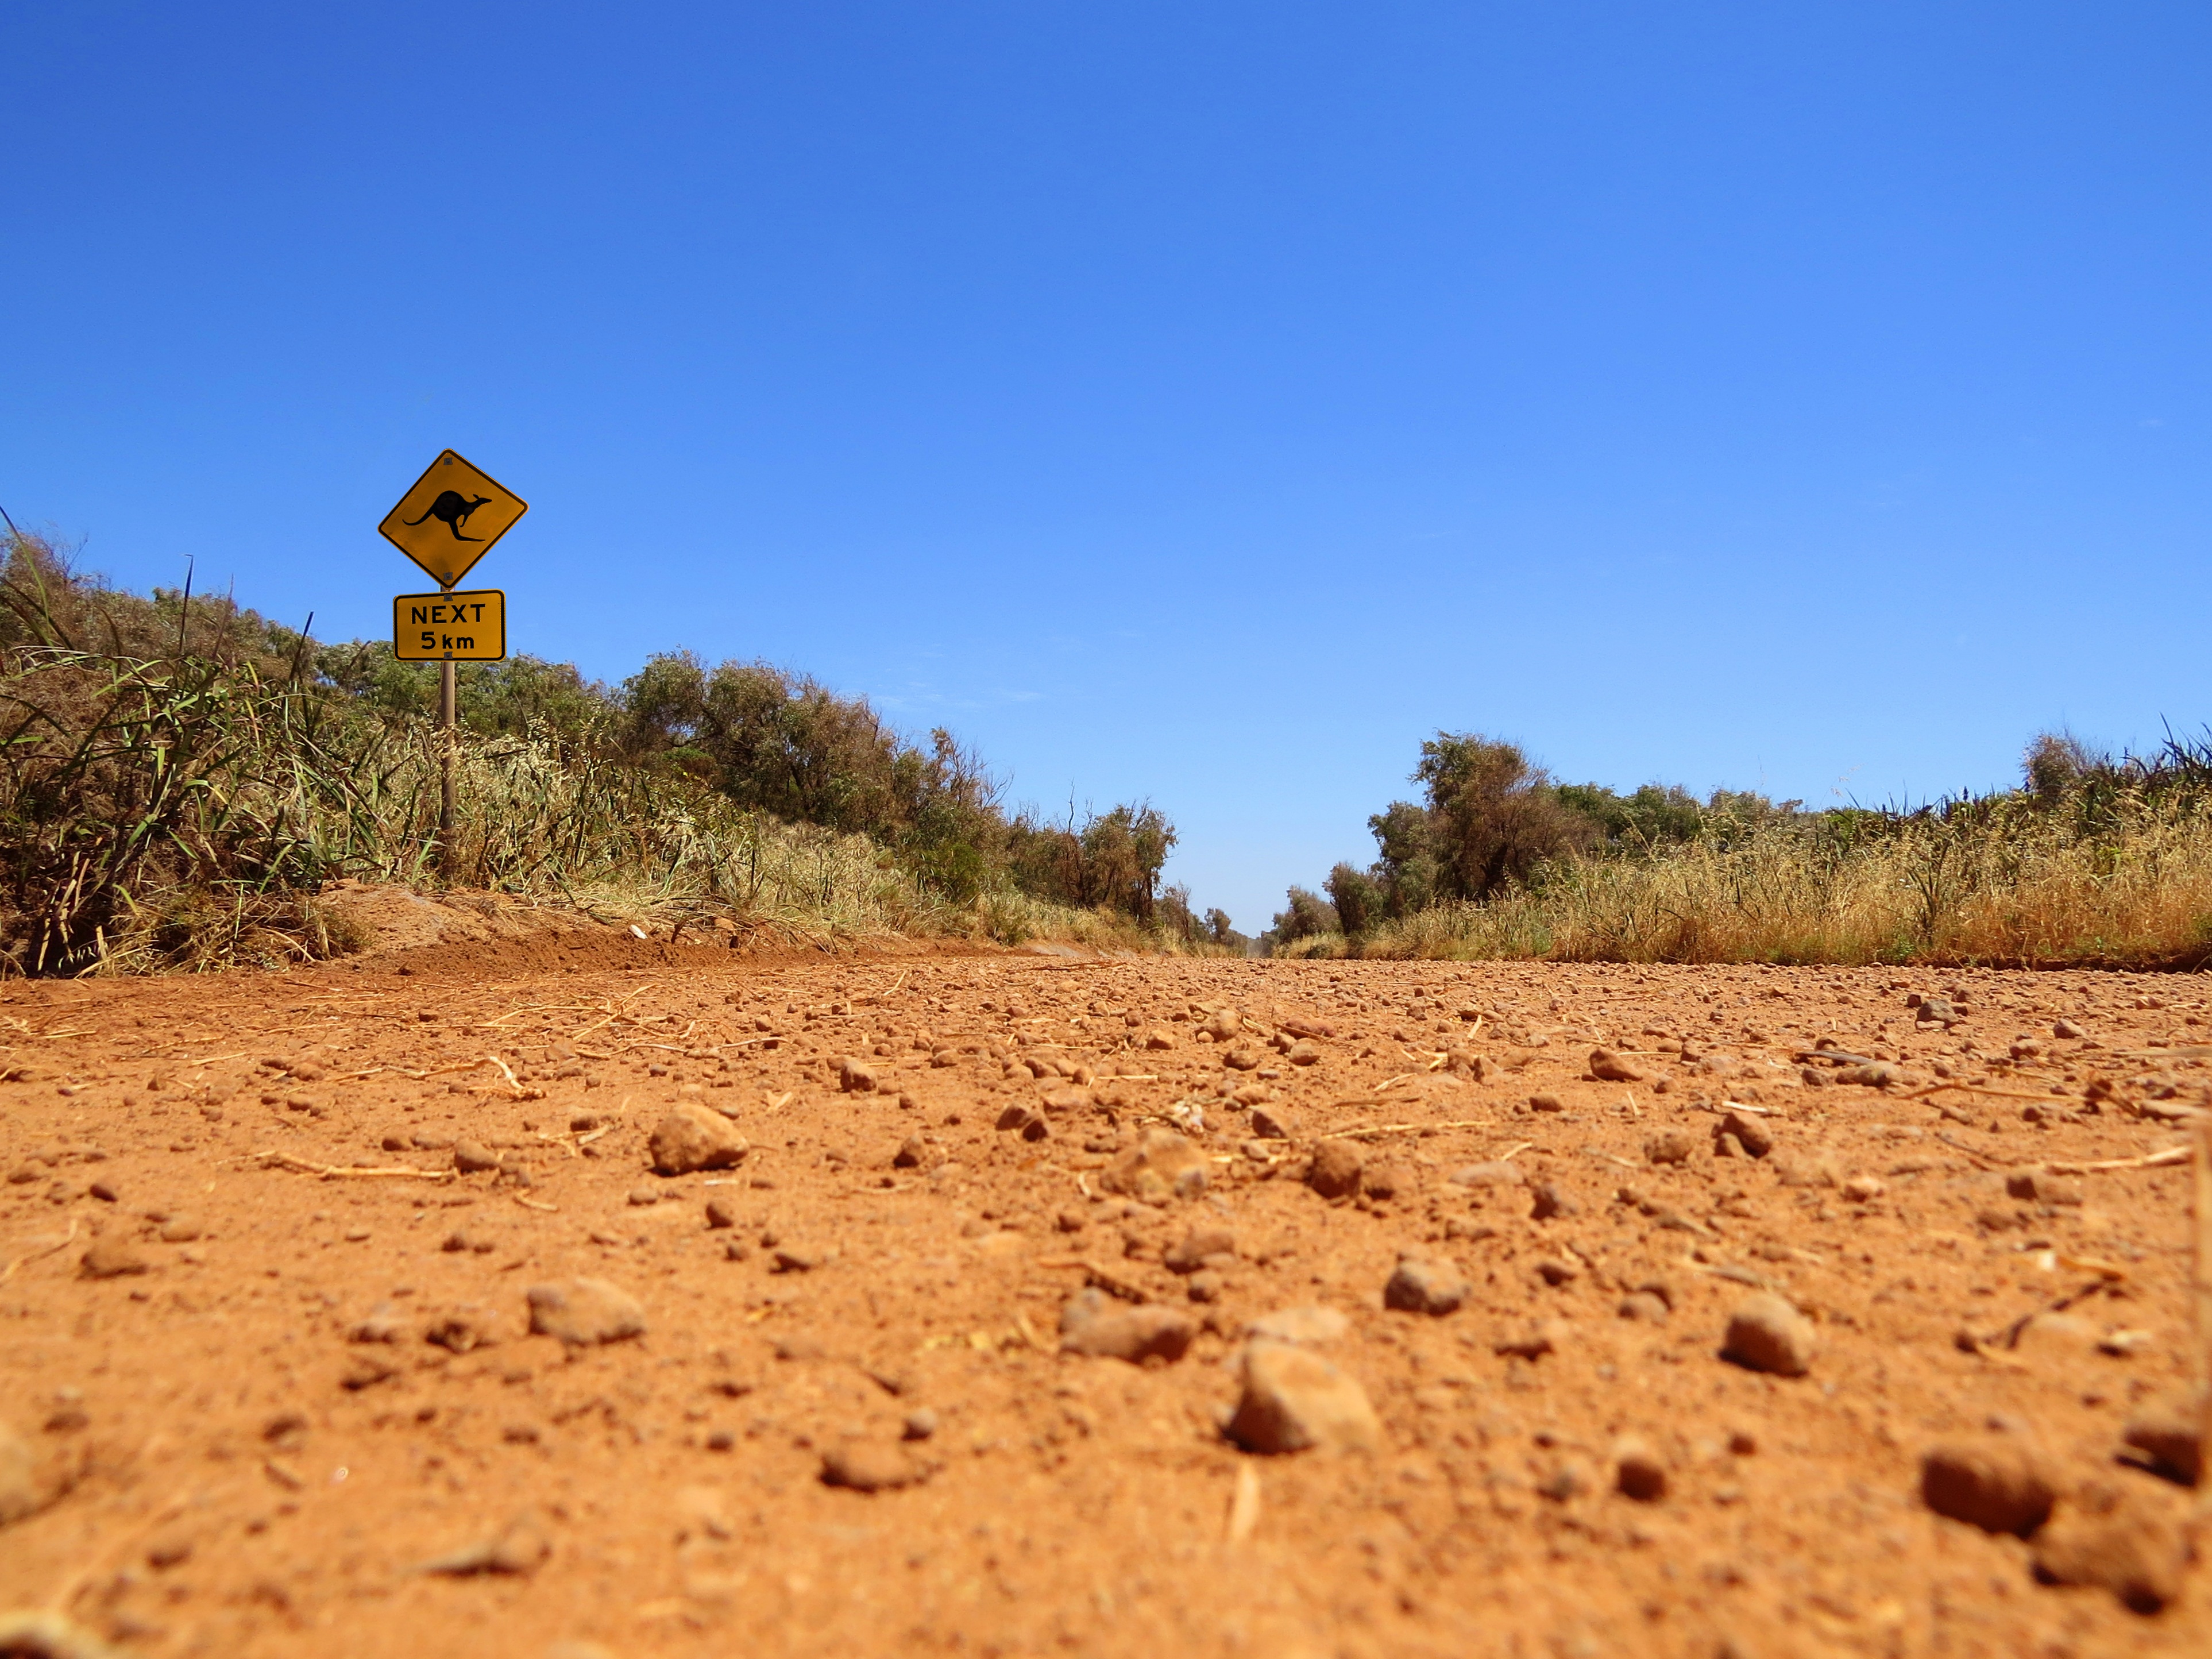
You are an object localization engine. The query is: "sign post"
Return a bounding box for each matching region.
[378,450,528,873]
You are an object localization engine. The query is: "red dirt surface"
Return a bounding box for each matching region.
[1,952,2205,1658]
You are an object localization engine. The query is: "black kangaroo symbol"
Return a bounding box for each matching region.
[403,490,493,542]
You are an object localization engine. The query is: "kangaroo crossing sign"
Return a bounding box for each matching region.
[394,590,506,662]
[379,449,527,589]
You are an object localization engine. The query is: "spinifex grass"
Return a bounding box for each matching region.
[0,645,1132,973]
[1285,785,2212,969]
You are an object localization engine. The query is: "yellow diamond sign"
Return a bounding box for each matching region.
[378,449,528,589]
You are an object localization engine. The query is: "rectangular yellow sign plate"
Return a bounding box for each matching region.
[394,589,506,661]
[379,449,528,589]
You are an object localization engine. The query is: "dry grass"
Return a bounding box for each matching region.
[0,646,1174,974]
[1288,788,2212,969]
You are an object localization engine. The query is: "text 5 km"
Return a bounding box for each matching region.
[393,590,507,662]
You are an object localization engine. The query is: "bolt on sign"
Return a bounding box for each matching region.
[378,449,528,590]
[394,589,506,662]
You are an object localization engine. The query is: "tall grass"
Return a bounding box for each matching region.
[1284,781,2212,969]
[0,641,1178,974]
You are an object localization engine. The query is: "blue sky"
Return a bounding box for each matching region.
[7,3,2208,929]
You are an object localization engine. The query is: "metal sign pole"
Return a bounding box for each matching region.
[438,584,458,875]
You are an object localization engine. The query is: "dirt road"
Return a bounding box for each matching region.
[1,945,2205,1657]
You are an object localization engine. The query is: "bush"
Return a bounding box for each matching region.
[0,528,1207,970]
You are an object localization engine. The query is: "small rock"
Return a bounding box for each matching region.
[0,1419,39,1525]
[1617,1291,1670,1325]
[1057,1290,1195,1363]
[1834,1061,1901,1088]
[1384,1256,1469,1317]
[2030,1483,2185,1614]
[838,1057,881,1093]
[143,1521,195,1568]
[1613,1437,1668,1501]
[2013,1311,2100,1360]
[1528,1181,1579,1221]
[1494,1318,1568,1360]
[1446,1050,1492,1081]
[1589,1048,1644,1083]
[993,1104,1049,1141]
[1099,1129,1209,1203]
[451,1140,500,1174]
[902,1408,939,1441]
[1249,1104,1298,1139]
[2005,1168,2083,1205]
[1143,1027,1178,1050]
[1304,1140,1364,1199]
[156,1215,202,1243]
[1532,1257,1581,1287]
[416,1509,551,1576]
[2052,1017,2085,1040]
[624,1187,659,1208]
[1225,1341,1382,1455]
[350,1303,410,1344]
[1528,1093,1566,1113]
[1285,1040,1321,1067]
[341,1352,400,1391]
[1449,1160,1523,1188]
[891,1136,928,1169]
[1643,1130,1697,1167]
[1222,1045,1265,1071]
[1538,1459,1592,1502]
[704,1198,738,1230]
[1721,1293,1816,1377]
[1040,1086,1092,1116]
[771,1245,828,1274]
[647,1104,748,1175]
[821,1442,924,1492]
[1842,1175,1885,1203]
[1360,1161,1410,1202]
[525,1278,646,1347]
[1244,1306,1349,1345]
[1164,1225,1236,1274]
[1715,1108,1773,1158]
[1919,1440,2056,1535]
[2120,1405,2202,1486]
[424,1305,499,1353]
[80,1236,149,1279]
[1187,1269,1225,1303]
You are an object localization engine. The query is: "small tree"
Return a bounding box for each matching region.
[1325,861,1382,937]
[1366,800,1439,916]
[1415,733,1595,900]
[1271,886,1339,940]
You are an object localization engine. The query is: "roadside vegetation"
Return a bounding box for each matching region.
[1269,731,2212,970]
[0,531,1229,974]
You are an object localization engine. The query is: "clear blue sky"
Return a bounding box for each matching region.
[7,4,2208,929]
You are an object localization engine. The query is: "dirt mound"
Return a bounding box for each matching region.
[315,881,1002,982]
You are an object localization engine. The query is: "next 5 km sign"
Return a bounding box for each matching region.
[395,591,507,662]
